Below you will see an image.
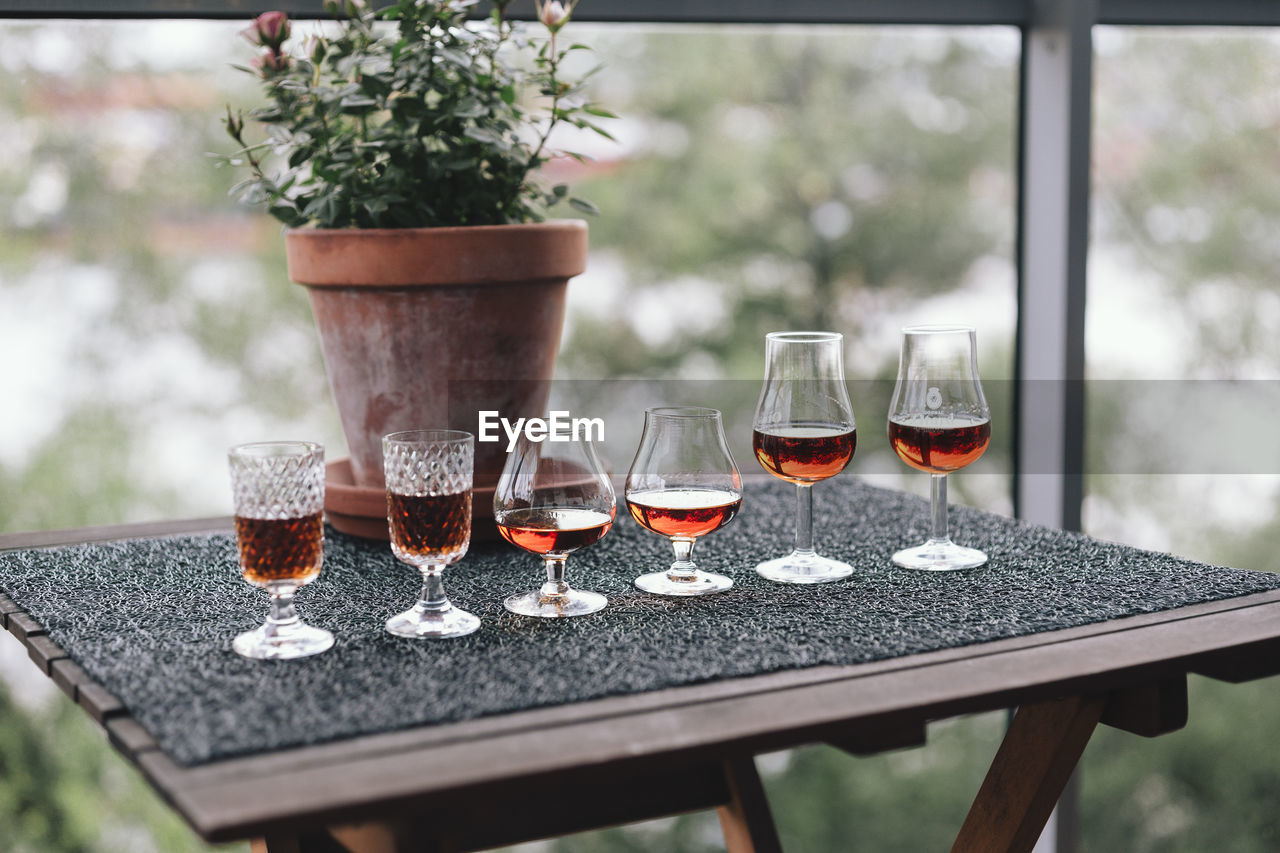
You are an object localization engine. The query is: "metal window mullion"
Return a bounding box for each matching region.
[1014,2,1096,852]
[1014,0,1094,534]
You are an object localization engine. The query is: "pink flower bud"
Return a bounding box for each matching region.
[537,0,571,33]
[243,11,291,50]
[303,34,326,62]
[253,49,291,77]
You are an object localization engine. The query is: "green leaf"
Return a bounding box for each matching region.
[568,197,600,216]
[463,126,505,145]
[453,97,488,119]
[570,119,617,142]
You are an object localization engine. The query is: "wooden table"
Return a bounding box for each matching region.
[4,518,1280,853]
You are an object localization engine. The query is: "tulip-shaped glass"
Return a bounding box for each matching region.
[383,429,480,638]
[888,325,991,571]
[626,407,742,596]
[752,331,857,583]
[495,429,615,618]
[228,441,334,660]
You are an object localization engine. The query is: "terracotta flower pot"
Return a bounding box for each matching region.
[285,221,587,538]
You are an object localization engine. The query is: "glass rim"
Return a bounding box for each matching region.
[901,324,976,335]
[765,331,843,343]
[383,429,474,445]
[645,406,722,419]
[228,440,323,460]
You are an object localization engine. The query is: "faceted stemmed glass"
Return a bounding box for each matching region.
[227,441,334,660]
[382,430,479,638]
[752,332,858,583]
[626,407,741,596]
[888,325,992,571]
[495,429,615,618]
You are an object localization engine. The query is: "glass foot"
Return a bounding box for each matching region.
[892,539,987,571]
[755,551,853,584]
[635,570,733,597]
[504,588,607,618]
[385,602,481,639]
[233,620,333,660]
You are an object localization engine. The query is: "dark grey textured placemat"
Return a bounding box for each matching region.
[2,479,1277,766]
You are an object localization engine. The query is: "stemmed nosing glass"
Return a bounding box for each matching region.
[625,407,741,596]
[888,325,991,571]
[751,331,858,584]
[495,426,615,618]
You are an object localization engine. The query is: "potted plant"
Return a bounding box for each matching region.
[225,0,614,537]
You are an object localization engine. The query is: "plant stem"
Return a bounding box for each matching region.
[526,30,561,177]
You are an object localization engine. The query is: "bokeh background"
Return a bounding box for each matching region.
[2,17,1280,852]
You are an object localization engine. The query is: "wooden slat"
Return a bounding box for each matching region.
[50,658,90,700]
[952,694,1107,853]
[1100,677,1188,738]
[77,681,126,723]
[26,634,68,674]
[717,756,783,853]
[151,751,735,848]
[6,611,45,642]
[107,717,161,758]
[0,592,19,629]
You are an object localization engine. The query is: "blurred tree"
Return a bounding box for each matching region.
[0,680,92,852]
[1080,30,1280,852]
[562,28,1016,381]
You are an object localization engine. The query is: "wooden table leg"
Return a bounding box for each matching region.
[717,755,784,853]
[952,694,1107,853]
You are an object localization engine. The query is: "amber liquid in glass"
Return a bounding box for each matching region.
[496,507,613,555]
[752,426,857,484]
[888,416,991,473]
[626,488,741,538]
[387,491,471,563]
[234,512,323,588]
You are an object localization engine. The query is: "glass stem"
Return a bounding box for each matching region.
[541,556,570,598]
[417,564,450,613]
[668,538,697,581]
[265,591,298,638]
[931,473,950,543]
[794,483,815,556]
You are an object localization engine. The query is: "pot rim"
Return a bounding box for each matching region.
[284,219,589,287]
[284,219,587,239]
